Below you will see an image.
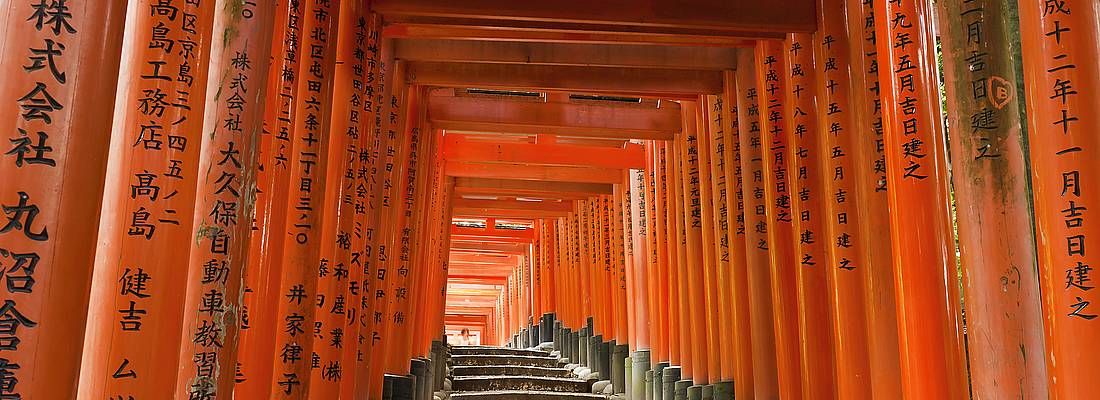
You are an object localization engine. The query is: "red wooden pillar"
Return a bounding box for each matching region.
[79,0,216,397]
[365,57,408,399]
[236,2,302,397]
[668,138,693,377]
[644,143,668,363]
[1018,0,1100,397]
[755,40,804,400]
[704,94,737,386]
[267,0,342,396]
[0,0,126,397]
[338,11,385,400]
[175,2,276,398]
[842,0,904,396]
[307,0,369,396]
[937,0,1048,397]
[785,33,838,399]
[735,50,780,399]
[719,71,756,398]
[874,0,969,397]
[384,86,431,375]
[628,167,651,351]
[693,101,723,385]
[814,1,873,397]
[652,142,677,365]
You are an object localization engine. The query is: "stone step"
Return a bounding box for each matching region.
[452,376,591,393]
[451,354,562,368]
[452,365,574,378]
[452,346,551,357]
[450,390,609,400]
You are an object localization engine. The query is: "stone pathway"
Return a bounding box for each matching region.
[442,345,611,399]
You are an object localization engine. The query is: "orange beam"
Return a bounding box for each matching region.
[735,49,780,398]
[1019,0,1100,398]
[0,1,126,397]
[454,177,614,197]
[452,197,574,213]
[842,0,904,396]
[784,33,837,400]
[429,91,681,140]
[874,0,969,397]
[814,2,872,398]
[175,4,277,399]
[451,225,537,242]
[446,161,624,184]
[79,1,216,398]
[371,0,816,34]
[395,39,742,70]
[410,62,723,97]
[383,21,762,47]
[937,0,1047,397]
[443,134,646,169]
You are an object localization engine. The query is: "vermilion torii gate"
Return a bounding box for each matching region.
[0,0,1097,399]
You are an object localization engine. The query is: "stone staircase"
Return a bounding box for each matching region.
[446,345,608,400]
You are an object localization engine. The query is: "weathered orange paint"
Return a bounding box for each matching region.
[0,0,126,397]
[267,0,342,396]
[755,39,804,400]
[1018,0,1100,397]
[937,0,1048,397]
[175,3,276,398]
[874,0,969,397]
[236,2,302,397]
[79,0,216,397]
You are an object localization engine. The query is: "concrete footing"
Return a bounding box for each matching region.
[431,340,447,391]
[631,350,650,400]
[596,337,610,380]
[611,343,627,391]
[653,362,668,400]
[662,366,680,400]
[578,329,589,365]
[410,358,429,400]
[673,380,690,400]
[712,381,733,400]
[687,385,702,400]
[645,369,654,400]
[383,373,417,400]
[541,313,555,343]
[624,356,632,397]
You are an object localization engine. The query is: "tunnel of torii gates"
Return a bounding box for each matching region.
[1,0,1100,399]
